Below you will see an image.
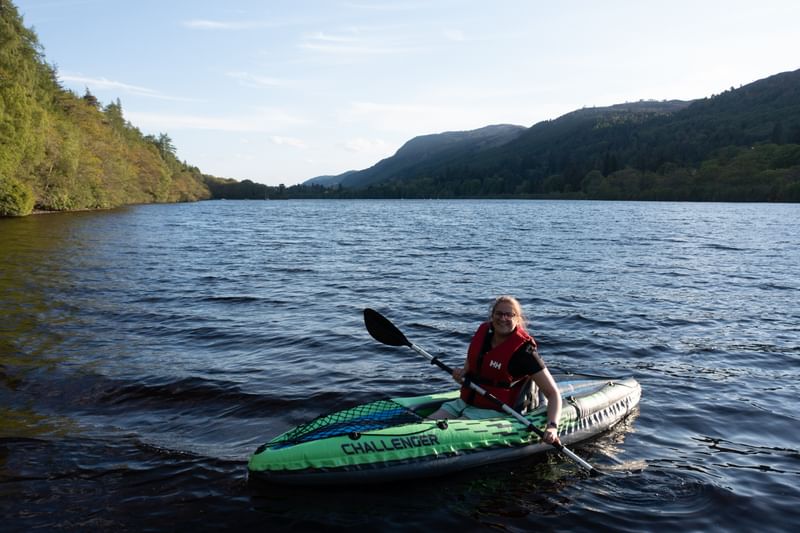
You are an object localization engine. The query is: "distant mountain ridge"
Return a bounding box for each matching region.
[305,102,692,188]
[305,170,359,187]
[303,68,800,201]
[305,124,526,188]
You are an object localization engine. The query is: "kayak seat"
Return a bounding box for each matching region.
[513,376,540,414]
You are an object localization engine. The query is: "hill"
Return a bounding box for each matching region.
[0,0,212,216]
[305,124,526,188]
[307,70,800,202]
[305,170,359,187]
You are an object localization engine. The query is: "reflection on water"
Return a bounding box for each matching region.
[0,406,78,439]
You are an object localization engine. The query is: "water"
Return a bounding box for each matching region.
[1,199,798,531]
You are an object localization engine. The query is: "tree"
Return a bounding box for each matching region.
[154,133,176,159]
[82,88,100,109]
[103,98,125,132]
[0,175,35,216]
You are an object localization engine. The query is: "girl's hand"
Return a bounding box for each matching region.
[542,427,561,445]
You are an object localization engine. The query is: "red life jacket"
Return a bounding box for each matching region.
[460,322,537,410]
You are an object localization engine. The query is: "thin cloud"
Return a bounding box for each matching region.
[270,136,307,149]
[342,2,425,11]
[60,74,201,102]
[183,19,275,30]
[343,137,389,153]
[300,29,422,56]
[227,71,296,89]
[126,108,309,133]
[443,28,466,41]
[341,101,510,136]
[304,31,360,43]
[300,41,408,56]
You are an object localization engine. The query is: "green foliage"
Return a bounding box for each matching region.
[203,177,273,199]
[0,0,213,216]
[0,175,34,216]
[0,0,50,183]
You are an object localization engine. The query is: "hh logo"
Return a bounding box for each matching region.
[489,360,502,370]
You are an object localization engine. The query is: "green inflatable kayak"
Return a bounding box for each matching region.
[248,372,641,485]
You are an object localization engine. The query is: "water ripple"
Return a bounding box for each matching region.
[2,200,799,530]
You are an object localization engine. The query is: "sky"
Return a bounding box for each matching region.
[13,0,800,187]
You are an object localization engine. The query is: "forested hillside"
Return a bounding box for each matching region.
[335,124,526,189]
[0,0,211,216]
[312,71,800,202]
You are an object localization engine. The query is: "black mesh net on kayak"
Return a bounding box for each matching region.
[263,399,425,449]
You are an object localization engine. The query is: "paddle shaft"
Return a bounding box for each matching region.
[408,341,598,474]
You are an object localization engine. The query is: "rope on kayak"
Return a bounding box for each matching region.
[347,420,447,441]
[261,399,426,449]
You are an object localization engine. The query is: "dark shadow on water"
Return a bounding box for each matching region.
[246,452,584,530]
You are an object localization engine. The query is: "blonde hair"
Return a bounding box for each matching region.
[489,295,527,326]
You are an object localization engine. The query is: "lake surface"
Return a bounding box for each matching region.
[1,199,798,531]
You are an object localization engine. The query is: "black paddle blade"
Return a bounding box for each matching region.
[363,308,411,347]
